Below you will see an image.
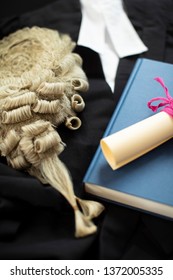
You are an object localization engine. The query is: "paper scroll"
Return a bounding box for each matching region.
[100,111,173,170]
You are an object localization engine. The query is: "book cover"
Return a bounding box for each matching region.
[83,58,173,219]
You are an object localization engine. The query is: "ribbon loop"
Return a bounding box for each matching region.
[147,77,173,117]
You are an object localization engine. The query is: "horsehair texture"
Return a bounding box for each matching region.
[0,26,104,237]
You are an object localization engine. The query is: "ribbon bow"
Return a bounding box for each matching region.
[148,77,173,117]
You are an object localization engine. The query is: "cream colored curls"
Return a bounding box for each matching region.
[0,26,104,238]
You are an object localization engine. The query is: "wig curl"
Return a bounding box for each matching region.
[0,26,104,237]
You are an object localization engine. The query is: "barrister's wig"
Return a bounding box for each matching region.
[0,26,104,237]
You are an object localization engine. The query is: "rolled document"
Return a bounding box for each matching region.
[100,111,173,170]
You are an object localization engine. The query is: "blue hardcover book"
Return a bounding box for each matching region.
[84,58,173,219]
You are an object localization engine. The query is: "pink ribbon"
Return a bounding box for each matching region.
[147,77,173,117]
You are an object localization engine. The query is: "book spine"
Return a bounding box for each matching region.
[102,58,144,138]
[83,58,144,182]
[83,144,102,182]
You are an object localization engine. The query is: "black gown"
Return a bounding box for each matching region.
[0,0,173,259]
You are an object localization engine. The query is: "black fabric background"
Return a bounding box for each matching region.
[0,0,173,259]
